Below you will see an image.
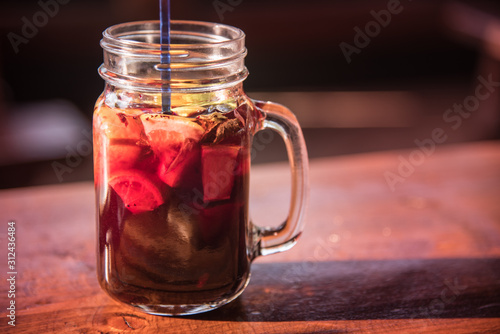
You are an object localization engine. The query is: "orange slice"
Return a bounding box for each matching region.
[108,170,164,214]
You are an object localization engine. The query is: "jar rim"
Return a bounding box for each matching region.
[101,20,246,52]
[98,20,249,93]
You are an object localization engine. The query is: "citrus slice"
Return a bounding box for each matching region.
[108,170,164,214]
[96,105,144,140]
[140,114,204,157]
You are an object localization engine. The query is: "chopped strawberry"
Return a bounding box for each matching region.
[108,170,164,214]
[201,145,240,201]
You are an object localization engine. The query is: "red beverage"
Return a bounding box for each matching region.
[94,96,260,312]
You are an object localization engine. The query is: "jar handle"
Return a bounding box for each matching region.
[252,99,309,257]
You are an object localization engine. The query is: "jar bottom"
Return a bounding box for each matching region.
[102,273,252,316]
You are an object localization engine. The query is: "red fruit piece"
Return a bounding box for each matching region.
[141,114,204,188]
[94,106,145,184]
[97,106,144,140]
[107,144,142,173]
[108,170,164,214]
[158,139,201,188]
[141,114,204,157]
[201,145,240,201]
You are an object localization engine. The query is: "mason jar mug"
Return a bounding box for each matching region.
[93,20,309,316]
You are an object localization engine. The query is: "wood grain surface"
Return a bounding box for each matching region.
[0,141,499,333]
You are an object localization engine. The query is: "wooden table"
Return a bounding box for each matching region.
[1,141,499,333]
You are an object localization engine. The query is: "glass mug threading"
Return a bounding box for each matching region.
[93,20,309,316]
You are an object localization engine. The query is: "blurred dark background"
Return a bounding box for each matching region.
[1,0,500,188]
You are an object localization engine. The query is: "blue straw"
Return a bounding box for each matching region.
[160,0,171,113]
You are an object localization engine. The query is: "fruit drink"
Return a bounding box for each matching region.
[94,94,258,310]
[94,20,309,316]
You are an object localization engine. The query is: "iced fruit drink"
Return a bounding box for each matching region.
[94,95,260,309]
